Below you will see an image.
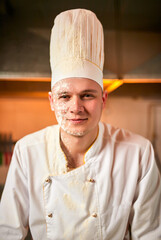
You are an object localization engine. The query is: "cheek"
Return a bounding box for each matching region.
[54,108,66,127]
[53,103,70,126]
[54,102,68,115]
[86,100,102,113]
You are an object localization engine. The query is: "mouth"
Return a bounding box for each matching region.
[68,118,88,124]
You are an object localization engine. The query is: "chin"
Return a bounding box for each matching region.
[57,117,88,137]
[62,127,87,137]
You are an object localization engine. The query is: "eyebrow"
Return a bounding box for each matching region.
[56,89,98,95]
[81,89,98,93]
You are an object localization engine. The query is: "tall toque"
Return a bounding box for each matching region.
[50,9,104,89]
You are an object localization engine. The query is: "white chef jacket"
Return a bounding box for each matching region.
[0,122,161,240]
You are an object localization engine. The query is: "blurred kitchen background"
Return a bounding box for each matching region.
[0,0,161,183]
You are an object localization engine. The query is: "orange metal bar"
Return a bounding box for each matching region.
[0,77,50,82]
[1,77,161,83]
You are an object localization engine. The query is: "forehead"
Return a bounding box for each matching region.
[52,78,102,93]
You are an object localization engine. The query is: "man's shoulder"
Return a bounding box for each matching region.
[15,125,59,149]
[102,122,150,149]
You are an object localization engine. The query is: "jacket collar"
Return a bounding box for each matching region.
[46,122,104,176]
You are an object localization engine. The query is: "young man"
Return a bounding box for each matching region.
[0,9,161,240]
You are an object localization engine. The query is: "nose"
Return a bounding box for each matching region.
[69,96,84,114]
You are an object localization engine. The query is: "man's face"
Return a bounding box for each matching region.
[49,78,107,137]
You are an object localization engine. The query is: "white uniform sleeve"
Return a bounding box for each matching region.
[130,141,161,240]
[0,142,29,240]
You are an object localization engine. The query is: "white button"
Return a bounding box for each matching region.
[92,213,97,218]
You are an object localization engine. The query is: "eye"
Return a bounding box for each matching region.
[81,94,95,100]
[59,95,70,100]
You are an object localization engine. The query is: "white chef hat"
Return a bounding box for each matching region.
[50,9,104,89]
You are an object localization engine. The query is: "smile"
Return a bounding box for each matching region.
[68,118,88,124]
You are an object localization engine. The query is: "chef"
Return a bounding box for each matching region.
[0,9,161,240]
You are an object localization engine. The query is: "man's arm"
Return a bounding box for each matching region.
[130,141,161,240]
[0,142,29,240]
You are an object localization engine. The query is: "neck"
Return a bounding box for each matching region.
[60,126,98,168]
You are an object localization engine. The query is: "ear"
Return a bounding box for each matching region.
[102,90,108,109]
[48,91,55,111]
